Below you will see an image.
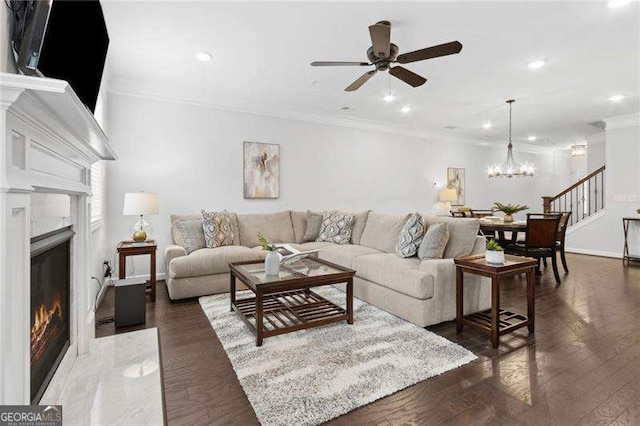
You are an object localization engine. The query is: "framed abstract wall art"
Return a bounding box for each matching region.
[243,141,280,199]
[446,167,465,206]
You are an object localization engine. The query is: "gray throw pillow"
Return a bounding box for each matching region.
[201,209,237,248]
[418,222,450,260]
[316,212,354,245]
[303,210,324,242]
[174,218,206,254]
[396,213,427,258]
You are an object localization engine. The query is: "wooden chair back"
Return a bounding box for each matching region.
[525,213,562,249]
[550,211,572,245]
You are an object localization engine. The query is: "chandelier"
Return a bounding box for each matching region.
[487,99,535,178]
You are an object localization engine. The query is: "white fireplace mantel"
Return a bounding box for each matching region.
[0,73,116,405]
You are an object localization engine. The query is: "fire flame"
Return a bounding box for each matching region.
[31,294,62,350]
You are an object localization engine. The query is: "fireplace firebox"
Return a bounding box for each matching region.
[30,226,74,403]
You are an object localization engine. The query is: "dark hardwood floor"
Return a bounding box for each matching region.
[96,254,640,425]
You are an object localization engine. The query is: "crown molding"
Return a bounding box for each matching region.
[107,81,552,155]
[604,112,640,130]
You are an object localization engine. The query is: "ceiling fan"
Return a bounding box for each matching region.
[310,21,463,92]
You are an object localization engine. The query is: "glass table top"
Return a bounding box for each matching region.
[235,257,346,284]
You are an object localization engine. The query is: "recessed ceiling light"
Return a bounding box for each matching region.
[608,94,625,102]
[383,93,395,102]
[528,60,546,69]
[607,0,632,8]
[400,106,412,113]
[482,122,493,129]
[195,52,212,62]
[528,135,537,141]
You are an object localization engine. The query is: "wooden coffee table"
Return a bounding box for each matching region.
[455,254,537,348]
[229,257,356,346]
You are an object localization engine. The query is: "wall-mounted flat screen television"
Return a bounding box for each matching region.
[10,0,109,113]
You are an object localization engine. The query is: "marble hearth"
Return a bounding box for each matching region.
[0,73,116,404]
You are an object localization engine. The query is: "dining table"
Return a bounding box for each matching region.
[479,219,528,247]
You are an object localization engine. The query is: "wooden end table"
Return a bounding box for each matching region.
[117,240,157,302]
[455,254,537,348]
[623,217,640,265]
[229,257,356,346]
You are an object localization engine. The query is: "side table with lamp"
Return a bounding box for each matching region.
[118,192,159,309]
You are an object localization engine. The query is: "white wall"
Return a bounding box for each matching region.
[566,115,640,257]
[1,3,16,73]
[587,132,606,174]
[105,92,572,277]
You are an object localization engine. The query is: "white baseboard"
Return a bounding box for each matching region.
[565,247,621,259]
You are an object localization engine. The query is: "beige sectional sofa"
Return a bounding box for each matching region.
[164,210,491,327]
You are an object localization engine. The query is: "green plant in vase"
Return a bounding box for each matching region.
[485,239,505,264]
[493,202,529,223]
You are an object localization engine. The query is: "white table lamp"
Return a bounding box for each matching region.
[123,192,159,242]
[439,188,458,213]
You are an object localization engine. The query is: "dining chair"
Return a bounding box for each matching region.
[551,211,572,273]
[506,213,563,284]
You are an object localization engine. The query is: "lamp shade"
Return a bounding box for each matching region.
[123,192,159,216]
[439,188,458,203]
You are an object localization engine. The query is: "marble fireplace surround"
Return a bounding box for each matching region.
[0,73,116,404]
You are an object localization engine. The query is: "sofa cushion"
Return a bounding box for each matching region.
[418,222,449,260]
[353,253,434,300]
[396,213,426,258]
[422,215,480,258]
[290,211,307,243]
[168,246,265,279]
[318,245,381,268]
[172,217,206,254]
[237,211,294,247]
[360,212,410,253]
[317,212,354,245]
[172,213,240,246]
[303,210,323,241]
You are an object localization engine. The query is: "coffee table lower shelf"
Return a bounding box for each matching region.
[232,289,348,342]
[462,309,530,336]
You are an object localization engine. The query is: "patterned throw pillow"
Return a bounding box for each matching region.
[174,218,206,254]
[396,213,427,258]
[201,210,237,248]
[316,212,354,245]
[418,222,450,260]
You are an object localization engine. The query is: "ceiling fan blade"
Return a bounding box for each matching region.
[369,22,391,59]
[389,66,427,88]
[344,70,377,92]
[396,41,463,64]
[311,61,370,66]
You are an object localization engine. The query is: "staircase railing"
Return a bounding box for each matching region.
[542,165,605,226]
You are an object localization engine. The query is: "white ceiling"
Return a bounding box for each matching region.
[102,1,640,148]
